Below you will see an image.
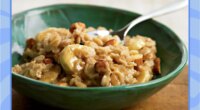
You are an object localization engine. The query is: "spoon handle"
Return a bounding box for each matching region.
[122,0,188,37]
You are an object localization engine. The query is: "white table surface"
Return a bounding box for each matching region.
[12,0,188,49]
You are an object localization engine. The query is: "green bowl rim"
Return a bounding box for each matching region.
[12,4,188,91]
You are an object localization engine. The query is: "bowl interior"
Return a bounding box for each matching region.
[12,4,186,81]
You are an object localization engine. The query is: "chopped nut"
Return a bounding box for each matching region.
[95,60,110,74]
[70,22,86,33]
[135,58,143,66]
[104,39,117,46]
[45,52,54,59]
[43,58,52,64]
[113,56,127,65]
[26,38,35,49]
[143,53,155,60]
[72,34,81,44]
[153,58,161,74]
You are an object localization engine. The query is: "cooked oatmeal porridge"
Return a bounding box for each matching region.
[12,22,161,88]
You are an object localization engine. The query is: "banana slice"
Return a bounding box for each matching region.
[126,38,145,50]
[40,66,60,83]
[137,70,153,83]
[59,44,95,73]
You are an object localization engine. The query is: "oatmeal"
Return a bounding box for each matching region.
[12,22,161,88]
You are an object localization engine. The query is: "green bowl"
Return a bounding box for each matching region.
[12,4,187,110]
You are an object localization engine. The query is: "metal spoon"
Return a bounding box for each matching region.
[88,0,188,43]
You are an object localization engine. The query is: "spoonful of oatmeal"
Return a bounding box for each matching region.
[87,0,187,43]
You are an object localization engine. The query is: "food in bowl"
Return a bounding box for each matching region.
[12,22,161,88]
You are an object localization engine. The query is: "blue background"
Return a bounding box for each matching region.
[190,0,200,110]
[0,0,199,110]
[0,0,11,110]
